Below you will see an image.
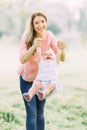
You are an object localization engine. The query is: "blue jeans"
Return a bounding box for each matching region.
[19,76,46,130]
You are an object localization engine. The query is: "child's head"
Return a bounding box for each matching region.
[42,49,55,61]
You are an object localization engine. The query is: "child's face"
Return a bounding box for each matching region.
[43,50,55,60]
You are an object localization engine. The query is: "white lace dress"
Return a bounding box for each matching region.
[33,59,62,92]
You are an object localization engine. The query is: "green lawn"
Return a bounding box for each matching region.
[0,81,87,130]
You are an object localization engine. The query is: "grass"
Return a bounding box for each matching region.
[0,40,87,130]
[45,87,87,130]
[0,83,87,130]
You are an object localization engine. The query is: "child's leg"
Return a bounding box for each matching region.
[43,83,55,96]
[37,83,55,100]
[29,81,42,97]
[23,81,42,101]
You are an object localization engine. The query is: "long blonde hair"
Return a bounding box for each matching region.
[25,11,47,49]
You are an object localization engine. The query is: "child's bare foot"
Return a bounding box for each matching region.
[37,90,45,100]
[23,93,32,101]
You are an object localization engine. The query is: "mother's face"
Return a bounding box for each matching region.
[33,15,47,36]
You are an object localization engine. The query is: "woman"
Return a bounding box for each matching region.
[18,11,65,130]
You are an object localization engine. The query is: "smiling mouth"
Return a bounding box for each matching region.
[46,57,51,59]
[38,28,44,31]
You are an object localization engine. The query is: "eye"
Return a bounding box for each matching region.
[34,21,39,24]
[43,53,47,56]
[41,20,45,23]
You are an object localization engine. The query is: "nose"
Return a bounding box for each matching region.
[39,22,43,28]
[47,53,50,56]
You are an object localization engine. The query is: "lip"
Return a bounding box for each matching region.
[46,57,51,59]
[38,29,44,32]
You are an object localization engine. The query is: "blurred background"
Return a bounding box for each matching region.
[0,0,87,130]
[0,0,87,42]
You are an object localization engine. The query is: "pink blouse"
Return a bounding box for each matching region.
[18,31,59,82]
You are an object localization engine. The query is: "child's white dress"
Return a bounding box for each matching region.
[33,59,62,93]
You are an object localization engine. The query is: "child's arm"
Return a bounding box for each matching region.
[56,49,61,63]
[36,47,41,63]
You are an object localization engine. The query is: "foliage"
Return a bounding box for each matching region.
[47,23,61,35]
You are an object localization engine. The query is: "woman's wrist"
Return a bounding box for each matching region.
[22,44,37,63]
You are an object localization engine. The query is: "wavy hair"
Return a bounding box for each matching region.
[25,11,47,49]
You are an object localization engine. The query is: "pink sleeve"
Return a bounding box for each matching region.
[50,32,59,54]
[19,34,27,64]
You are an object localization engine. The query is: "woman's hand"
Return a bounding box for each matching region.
[57,40,66,50]
[34,38,43,48]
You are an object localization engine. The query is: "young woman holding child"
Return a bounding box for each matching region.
[18,10,65,130]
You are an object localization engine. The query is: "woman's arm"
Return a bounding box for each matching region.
[22,44,37,63]
[60,50,65,62]
[20,38,42,64]
[56,49,65,63]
